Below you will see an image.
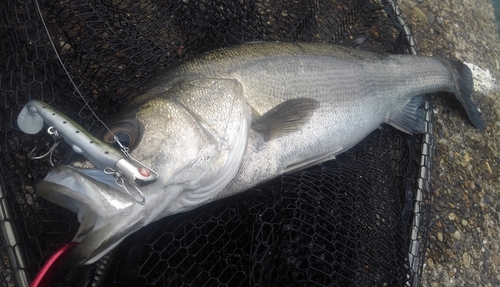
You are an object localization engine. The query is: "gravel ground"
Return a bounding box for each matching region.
[397,0,500,286]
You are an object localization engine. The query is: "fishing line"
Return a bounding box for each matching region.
[33,0,121,146]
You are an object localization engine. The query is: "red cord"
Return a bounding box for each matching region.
[30,242,78,287]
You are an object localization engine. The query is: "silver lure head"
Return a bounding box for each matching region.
[19,78,251,266]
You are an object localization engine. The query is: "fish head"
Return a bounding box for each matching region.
[36,78,251,266]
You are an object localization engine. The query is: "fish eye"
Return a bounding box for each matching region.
[101,120,141,151]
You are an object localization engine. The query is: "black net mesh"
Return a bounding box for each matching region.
[0,0,432,286]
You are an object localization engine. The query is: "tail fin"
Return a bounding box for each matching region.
[450,60,486,130]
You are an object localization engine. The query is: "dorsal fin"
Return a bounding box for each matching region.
[334,35,387,54]
[335,35,368,49]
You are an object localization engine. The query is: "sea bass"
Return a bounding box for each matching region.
[19,42,484,267]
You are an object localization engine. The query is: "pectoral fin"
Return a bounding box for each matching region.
[252,98,320,141]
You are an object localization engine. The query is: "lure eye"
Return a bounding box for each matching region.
[101,120,141,151]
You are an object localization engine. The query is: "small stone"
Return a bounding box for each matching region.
[436,17,444,25]
[448,268,456,277]
[472,193,480,204]
[484,250,491,260]
[453,230,461,240]
[480,273,489,283]
[427,257,435,268]
[485,162,493,174]
[462,252,471,268]
[473,230,479,239]
[437,232,444,242]
[482,194,491,205]
[469,180,476,190]
[492,254,500,266]
[412,6,427,23]
[448,213,457,221]
[448,225,456,234]
[416,0,424,3]
[464,152,471,162]
[470,33,477,43]
[461,152,471,167]
[462,219,468,226]
[426,11,435,26]
[446,249,454,257]
[437,128,444,138]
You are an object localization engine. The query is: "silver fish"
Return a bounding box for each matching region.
[20,42,484,267]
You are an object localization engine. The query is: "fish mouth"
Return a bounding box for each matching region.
[36,165,140,266]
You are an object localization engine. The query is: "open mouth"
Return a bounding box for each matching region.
[36,165,142,266]
[36,166,136,238]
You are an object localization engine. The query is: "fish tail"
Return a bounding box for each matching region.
[448,60,486,130]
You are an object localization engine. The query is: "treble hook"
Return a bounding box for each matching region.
[28,141,60,166]
[28,126,61,166]
[104,167,146,206]
[116,177,146,205]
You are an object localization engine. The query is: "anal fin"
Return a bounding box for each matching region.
[386,95,426,134]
